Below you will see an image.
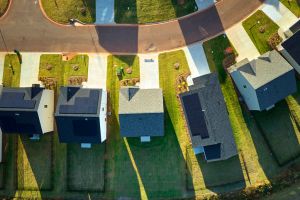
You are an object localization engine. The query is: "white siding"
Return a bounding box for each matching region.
[99,90,107,142]
[37,90,54,134]
[231,71,260,110]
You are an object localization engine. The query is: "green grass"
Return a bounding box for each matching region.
[41,0,95,24]
[2,54,21,87]
[67,144,105,192]
[280,0,300,17]
[17,135,53,190]
[112,55,140,80]
[242,10,280,54]
[39,54,89,87]
[252,101,300,165]
[115,0,198,24]
[0,0,9,17]
[106,55,188,199]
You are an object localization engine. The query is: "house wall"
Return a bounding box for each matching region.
[230,71,260,110]
[37,90,54,134]
[279,48,300,74]
[99,90,107,142]
[0,128,2,163]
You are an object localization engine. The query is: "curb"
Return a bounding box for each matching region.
[0,0,12,21]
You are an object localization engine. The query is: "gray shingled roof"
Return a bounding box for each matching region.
[180,73,237,161]
[119,87,164,137]
[228,50,293,89]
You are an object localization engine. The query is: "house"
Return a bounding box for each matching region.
[284,20,300,38]
[55,87,107,147]
[119,87,164,142]
[228,50,296,111]
[280,30,300,74]
[180,73,237,162]
[0,85,54,138]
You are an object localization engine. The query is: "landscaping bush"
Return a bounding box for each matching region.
[222,54,236,69]
[268,32,282,50]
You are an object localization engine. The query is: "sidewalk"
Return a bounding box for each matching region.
[183,43,210,78]
[139,54,159,89]
[0,53,5,85]
[261,0,298,32]
[19,53,42,87]
[85,54,108,89]
[95,0,115,24]
[226,24,260,61]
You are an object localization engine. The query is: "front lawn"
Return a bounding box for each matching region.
[67,144,105,192]
[17,135,53,190]
[3,54,21,87]
[242,10,280,54]
[115,0,198,24]
[280,0,300,17]
[41,0,95,24]
[0,0,9,17]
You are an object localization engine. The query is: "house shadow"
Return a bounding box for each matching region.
[172,0,198,19]
[114,0,138,24]
[126,110,195,199]
[17,134,53,192]
[195,152,246,193]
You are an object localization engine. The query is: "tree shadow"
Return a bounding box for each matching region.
[127,110,195,199]
[171,0,198,19]
[17,134,53,191]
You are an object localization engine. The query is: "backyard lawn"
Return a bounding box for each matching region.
[17,135,53,191]
[2,54,21,87]
[67,144,105,192]
[115,0,198,24]
[280,0,300,17]
[0,0,9,17]
[41,0,95,24]
[242,10,281,54]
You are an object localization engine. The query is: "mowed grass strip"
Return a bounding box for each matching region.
[3,54,21,87]
[106,55,187,199]
[0,0,9,17]
[17,135,53,191]
[280,0,300,17]
[41,0,95,24]
[115,0,197,24]
[67,144,105,192]
[242,10,280,54]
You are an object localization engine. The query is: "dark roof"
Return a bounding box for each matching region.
[119,87,164,137]
[204,143,221,160]
[282,30,300,65]
[180,73,237,161]
[55,87,104,143]
[289,20,300,34]
[56,87,102,116]
[0,86,45,135]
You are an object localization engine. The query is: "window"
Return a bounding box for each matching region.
[243,85,247,88]
[44,105,48,108]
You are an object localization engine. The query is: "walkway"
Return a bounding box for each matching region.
[95,0,115,24]
[84,54,108,89]
[261,0,298,32]
[139,54,159,89]
[183,42,210,78]
[0,0,264,53]
[226,24,260,61]
[19,53,42,87]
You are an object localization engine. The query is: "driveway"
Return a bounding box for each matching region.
[84,54,107,89]
[195,0,216,11]
[0,53,5,84]
[183,42,210,78]
[19,52,42,87]
[95,0,115,24]
[261,0,298,32]
[226,24,260,61]
[139,54,159,89]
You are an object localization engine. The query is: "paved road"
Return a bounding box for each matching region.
[0,0,263,54]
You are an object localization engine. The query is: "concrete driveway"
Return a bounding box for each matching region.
[183,42,210,78]
[139,54,159,89]
[261,0,298,32]
[84,54,108,89]
[20,53,42,87]
[195,0,216,11]
[226,24,260,61]
[95,0,115,24]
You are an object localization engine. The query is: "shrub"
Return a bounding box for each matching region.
[268,32,282,50]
